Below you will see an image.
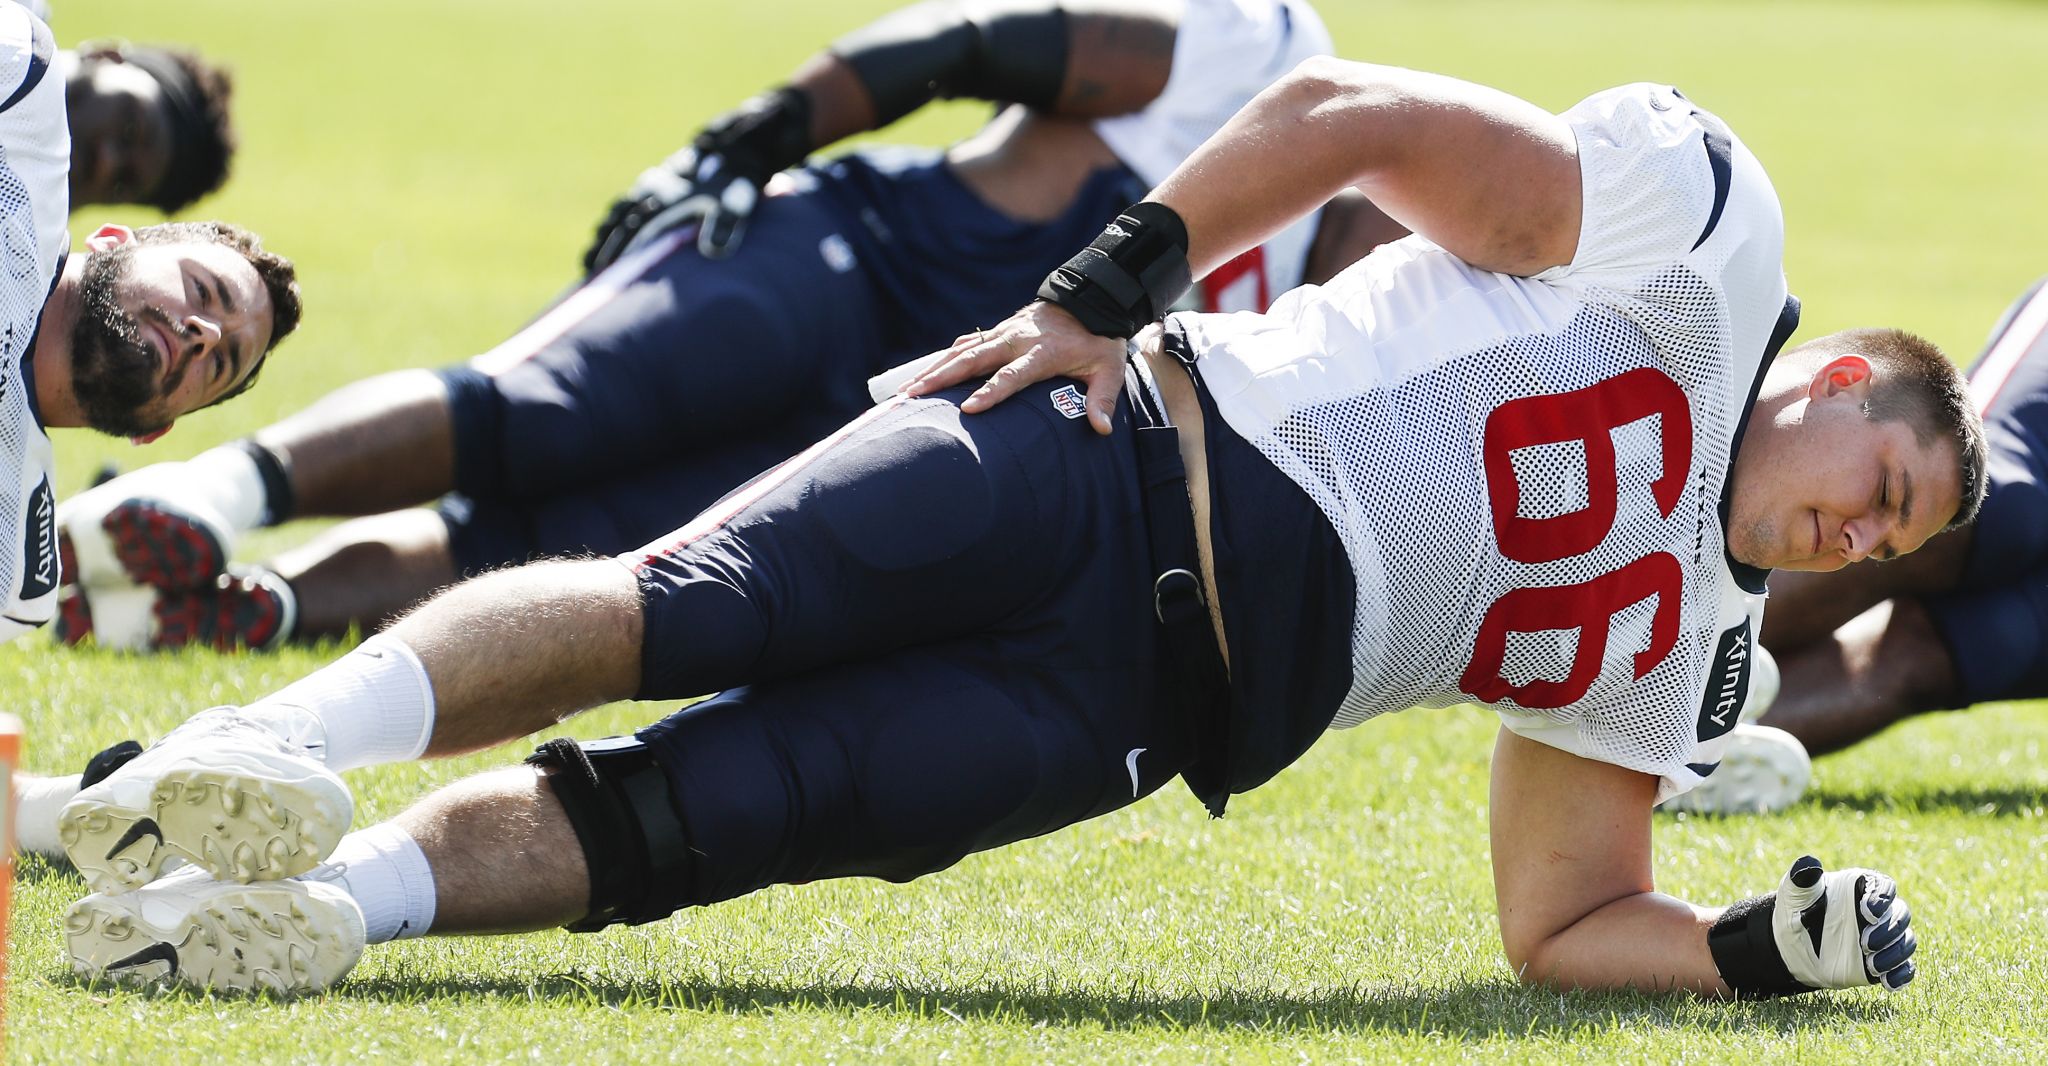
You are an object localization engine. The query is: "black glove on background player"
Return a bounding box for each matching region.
[583,87,813,274]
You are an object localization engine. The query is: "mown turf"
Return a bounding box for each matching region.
[8,0,2048,1061]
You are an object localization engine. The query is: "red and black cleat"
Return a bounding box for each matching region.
[53,584,93,646]
[102,501,228,592]
[57,527,79,589]
[150,569,295,652]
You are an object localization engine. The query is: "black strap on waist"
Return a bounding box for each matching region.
[1126,345,1233,816]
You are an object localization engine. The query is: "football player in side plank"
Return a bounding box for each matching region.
[61,54,1971,1001]
[53,0,1411,652]
[0,1,301,652]
[0,4,294,855]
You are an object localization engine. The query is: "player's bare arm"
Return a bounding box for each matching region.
[907,56,1583,431]
[1490,727,1723,994]
[587,0,1183,270]
[804,0,1178,136]
[1491,726,1916,996]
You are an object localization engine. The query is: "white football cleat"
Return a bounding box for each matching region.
[67,866,365,995]
[59,708,352,894]
[1665,723,1812,815]
[57,461,246,592]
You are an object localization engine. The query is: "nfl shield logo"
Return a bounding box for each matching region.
[1049,384,1088,420]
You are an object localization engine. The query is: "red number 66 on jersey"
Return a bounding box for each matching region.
[1460,368,1694,709]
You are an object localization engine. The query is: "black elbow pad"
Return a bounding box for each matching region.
[832,0,1069,127]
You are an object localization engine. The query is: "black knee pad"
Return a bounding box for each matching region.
[527,735,695,931]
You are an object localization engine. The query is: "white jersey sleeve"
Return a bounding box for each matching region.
[1181,83,1789,801]
[1534,84,1759,294]
[0,0,70,643]
[1093,0,1333,309]
[5,1,50,27]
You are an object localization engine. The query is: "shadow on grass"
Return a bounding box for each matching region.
[1655,784,2048,819]
[1806,785,2048,816]
[17,852,85,887]
[331,971,1894,1040]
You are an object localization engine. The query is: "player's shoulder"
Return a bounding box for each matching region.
[1167,0,1333,79]
[0,0,56,114]
[1537,82,1781,296]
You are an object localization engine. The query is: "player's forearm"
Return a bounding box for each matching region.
[1508,891,1731,997]
[786,54,878,153]
[817,0,1172,141]
[1050,1,1176,118]
[1150,57,1578,280]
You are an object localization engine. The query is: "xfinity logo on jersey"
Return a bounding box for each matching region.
[19,476,56,600]
[1695,619,1753,742]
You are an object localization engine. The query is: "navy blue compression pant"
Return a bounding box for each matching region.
[1924,277,2048,702]
[621,380,1200,906]
[605,361,1352,912]
[435,146,1145,573]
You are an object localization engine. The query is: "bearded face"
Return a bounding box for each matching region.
[67,243,175,437]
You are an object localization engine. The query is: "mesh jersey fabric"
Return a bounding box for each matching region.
[1091,0,1330,311]
[1179,83,1788,800]
[0,1,68,643]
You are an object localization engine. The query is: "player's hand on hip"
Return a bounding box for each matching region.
[1772,855,1918,991]
[902,302,1128,436]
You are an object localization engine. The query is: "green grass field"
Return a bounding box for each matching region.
[8,0,2048,1061]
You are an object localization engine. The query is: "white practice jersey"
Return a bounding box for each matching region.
[1094,0,1330,312]
[0,2,70,644]
[1181,84,1789,800]
[3,2,49,27]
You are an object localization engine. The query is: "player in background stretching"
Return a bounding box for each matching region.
[1,0,292,851]
[62,56,1966,1000]
[55,0,1407,651]
[0,1,301,652]
[58,39,236,212]
[25,0,241,212]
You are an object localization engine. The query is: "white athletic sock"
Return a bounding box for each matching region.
[14,772,82,858]
[319,823,437,943]
[241,633,436,771]
[185,443,273,534]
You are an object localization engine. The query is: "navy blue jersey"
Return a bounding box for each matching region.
[438,147,1147,572]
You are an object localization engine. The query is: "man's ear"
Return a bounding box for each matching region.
[86,224,136,253]
[1808,353,1873,400]
[128,424,171,446]
[75,40,127,63]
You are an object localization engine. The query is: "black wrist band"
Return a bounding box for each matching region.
[1036,201,1193,339]
[1707,894,1811,998]
[235,438,295,527]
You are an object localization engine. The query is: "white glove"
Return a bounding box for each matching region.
[1771,855,1917,991]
